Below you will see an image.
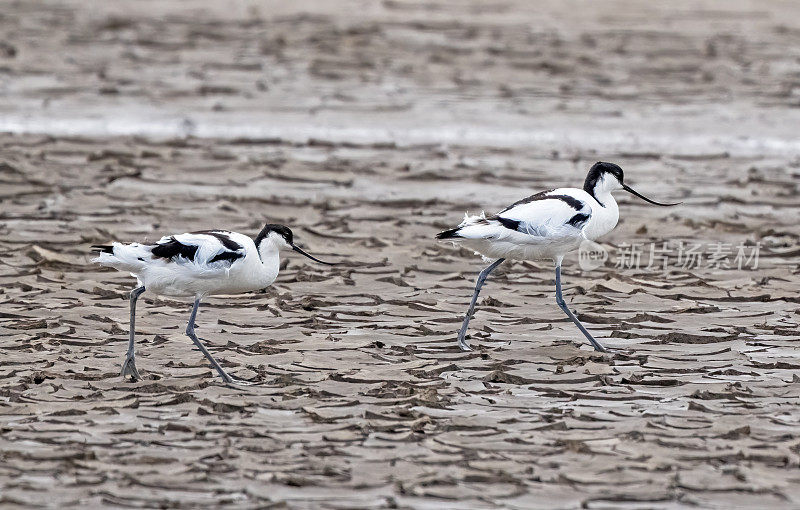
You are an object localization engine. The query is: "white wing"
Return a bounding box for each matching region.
[147,231,248,276]
[496,188,592,239]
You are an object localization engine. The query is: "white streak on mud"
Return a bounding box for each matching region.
[2,110,800,157]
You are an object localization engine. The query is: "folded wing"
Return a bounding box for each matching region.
[495,190,592,239]
[153,231,246,268]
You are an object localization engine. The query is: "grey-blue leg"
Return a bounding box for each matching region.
[185,298,236,384]
[457,258,505,351]
[121,286,146,381]
[554,265,607,352]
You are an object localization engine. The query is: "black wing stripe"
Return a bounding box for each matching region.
[549,195,585,210]
[499,190,585,213]
[190,230,243,251]
[151,237,199,261]
[567,213,591,228]
[493,216,522,232]
[208,251,245,264]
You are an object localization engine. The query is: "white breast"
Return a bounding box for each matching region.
[583,191,619,241]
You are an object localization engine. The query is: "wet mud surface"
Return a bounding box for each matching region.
[1,1,800,509]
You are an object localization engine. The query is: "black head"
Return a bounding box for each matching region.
[584,161,680,207]
[254,222,335,265]
[255,223,293,248]
[583,161,624,195]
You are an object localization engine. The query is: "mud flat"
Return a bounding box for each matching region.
[1,1,800,509]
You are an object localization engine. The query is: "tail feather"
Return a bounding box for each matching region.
[436,212,498,242]
[435,228,462,240]
[91,244,114,254]
[92,242,151,273]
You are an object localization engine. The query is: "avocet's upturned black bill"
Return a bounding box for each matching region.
[92,223,335,384]
[436,161,679,352]
[621,184,681,206]
[292,244,335,265]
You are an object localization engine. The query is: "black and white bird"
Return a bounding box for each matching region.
[92,223,334,384]
[436,162,679,352]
